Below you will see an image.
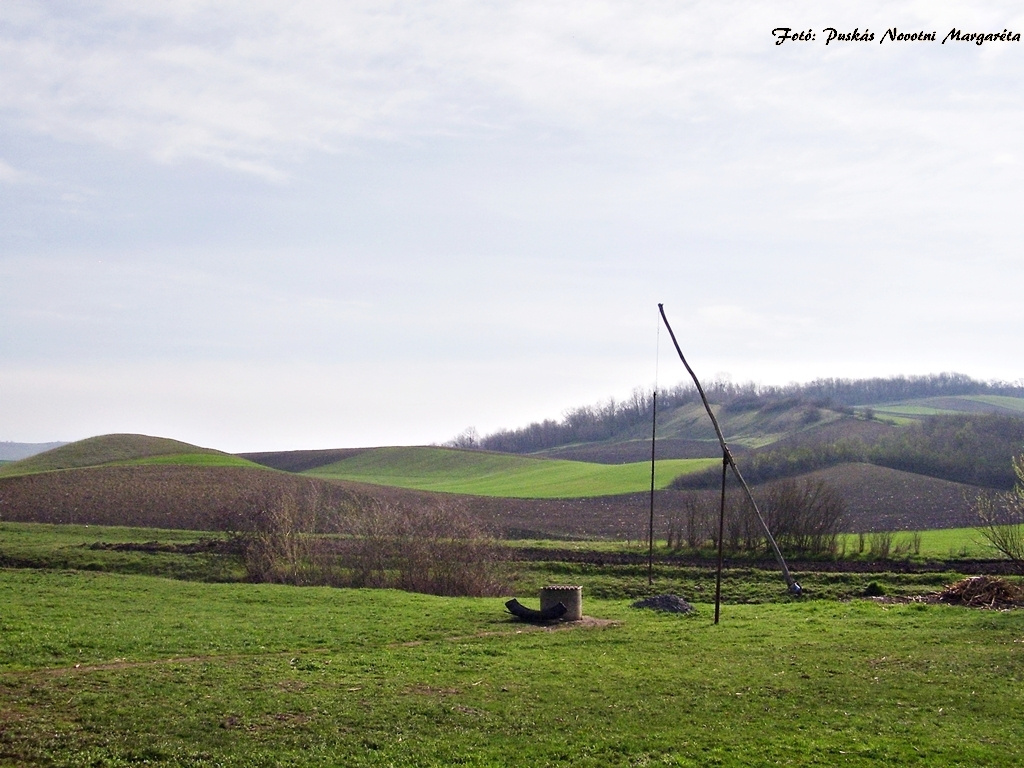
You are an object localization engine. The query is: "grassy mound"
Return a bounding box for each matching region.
[0,434,259,477]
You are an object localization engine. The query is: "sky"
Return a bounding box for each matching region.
[2,1,1023,452]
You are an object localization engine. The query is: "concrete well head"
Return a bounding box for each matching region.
[540,585,583,621]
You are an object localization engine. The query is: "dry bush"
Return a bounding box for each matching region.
[242,493,508,596]
[939,575,1024,608]
[665,481,845,557]
[345,500,507,596]
[238,484,349,585]
[975,455,1024,573]
[756,478,846,556]
[665,494,716,550]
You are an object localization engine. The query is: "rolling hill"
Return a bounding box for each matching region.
[303,446,716,498]
[3,375,1023,538]
[0,434,262,478]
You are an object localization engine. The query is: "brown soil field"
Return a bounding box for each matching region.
[0,466,363,531]
[239,447,372,472]
[804,462,977,531]
[0,461,980,540]
[456,464,979,539]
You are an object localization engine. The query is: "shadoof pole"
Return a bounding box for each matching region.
[715,454,728,624]
[657,304,802,611]
[648,390,657,585]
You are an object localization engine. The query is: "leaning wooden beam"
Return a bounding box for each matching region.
[505,598,568,622]
[658,303,801,597]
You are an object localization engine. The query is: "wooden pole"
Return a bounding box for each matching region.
[648,391,657,585]
[714,452,727,624]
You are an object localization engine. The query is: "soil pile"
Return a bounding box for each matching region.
[632,595,695,614]
[938,576,1024,609]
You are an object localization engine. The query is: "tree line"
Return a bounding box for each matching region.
[460,374,1024,456]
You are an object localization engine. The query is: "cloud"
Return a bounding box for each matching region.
[0,157,30,184]
[4,0,1020,182]
[2,1,1023,448]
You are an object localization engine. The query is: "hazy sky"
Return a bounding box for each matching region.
[2,1,1023,452]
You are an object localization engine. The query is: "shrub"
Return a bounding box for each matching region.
[238,484,343,585]
[345,500,508,596]
[868,531,893,559]
[974,454,1024,573]
[241,493,508,596]
[863,581,886,597]
[758,478,846,556]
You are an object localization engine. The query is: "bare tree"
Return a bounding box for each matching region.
[758,478,845,556]
[975,454,1024,572]
[446,427,480,449]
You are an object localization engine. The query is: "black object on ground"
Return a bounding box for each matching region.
[505,598,568,622]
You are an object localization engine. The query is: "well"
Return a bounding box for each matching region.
[540,585,583,621]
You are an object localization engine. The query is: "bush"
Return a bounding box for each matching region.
[975,454,1024,573]
[345,500,508,596]
[238,484,343,585]
[758,478,846,556]
[240,492,508,596]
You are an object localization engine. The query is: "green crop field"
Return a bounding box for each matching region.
[305,446,716,498]
[2,565,1024,767]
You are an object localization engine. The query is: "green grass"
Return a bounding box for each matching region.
[2,568,1024,766]
[837,528,994,560]
[512,527,997,563]
[0,523,242,582]
[865,405,952,418]
[305,446,716,498]
[0,522,994,604]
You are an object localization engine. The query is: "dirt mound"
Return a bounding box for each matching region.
[938,576,1024,609]
[631,594,695,614]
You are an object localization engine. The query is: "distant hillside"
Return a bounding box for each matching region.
[672,412,1024,492]
[474,374,1024,458]
[459,375,1024,494]
[0,441,68,462]
[0,434,260,478]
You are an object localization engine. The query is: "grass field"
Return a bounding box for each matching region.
[2,566,1024,767]
[836,528,993,560]
[305,446,717,498]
